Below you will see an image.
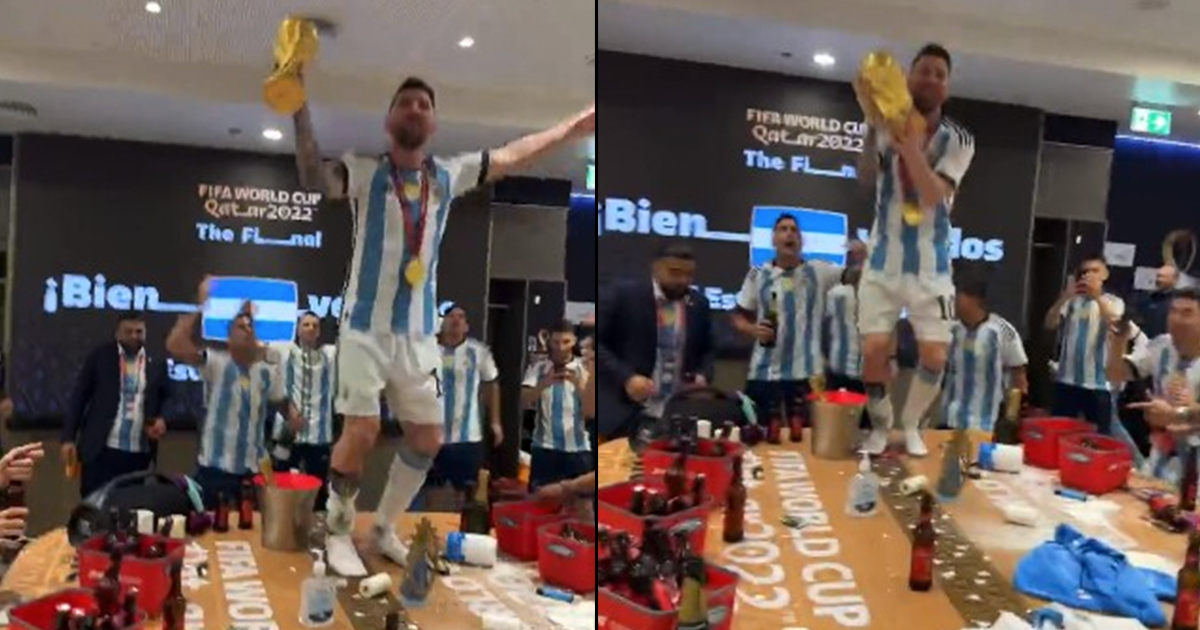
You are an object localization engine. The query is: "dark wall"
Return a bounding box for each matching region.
[1106,137,1200,298]
[598,51,1042,350]
[9,134,491,425]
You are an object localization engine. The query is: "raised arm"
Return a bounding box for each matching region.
[292,101,347,200]
[857,127,878,188]
[487,106,594,182]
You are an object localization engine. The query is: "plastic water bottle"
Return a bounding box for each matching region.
[846,451,880,517]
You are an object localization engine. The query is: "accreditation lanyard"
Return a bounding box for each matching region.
[118,350,145,418]
[390,162,432,265]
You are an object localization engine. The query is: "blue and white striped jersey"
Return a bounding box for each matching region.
[1127,334,1200,483]
[866,118,975,288]
[106,349,148,453]
[272,343,336,445]
[522,358,590,453]
[440,338,499,444]
[825,284,862,378]
[1055,294,1125,391]
[197,350,286,474]
[737,260,843,381]
[941,314,1027,431]
[340,151,487,337]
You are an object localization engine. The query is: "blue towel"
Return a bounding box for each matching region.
[1014,524,1171,627]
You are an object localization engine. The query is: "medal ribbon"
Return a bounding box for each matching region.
[391,161,432,269]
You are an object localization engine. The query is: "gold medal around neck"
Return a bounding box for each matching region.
[405,259,426,286]
[263,17,320,116]
[403,181,421,199]
[902,203,924,226]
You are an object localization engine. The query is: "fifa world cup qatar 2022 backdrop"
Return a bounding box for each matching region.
[8,135,491,425]
[598,51,1043,352]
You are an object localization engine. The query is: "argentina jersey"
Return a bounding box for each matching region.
[867,118,975,285]
[1056,294,1125,390]
[738,261,843,381]
[441,338,499,444]
[1127,335,1200,483]
[198,350,286,474]
[276,343,336,445]
[522,358,590,452]
[941,314,1028,431]
[825,284,862,378]
[340,151,488,337]
[105,349,148,452]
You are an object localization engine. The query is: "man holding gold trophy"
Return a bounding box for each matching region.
[270,19,595,576]
[853,44,976,457]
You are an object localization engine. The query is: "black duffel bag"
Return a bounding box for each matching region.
[66,471,198,547]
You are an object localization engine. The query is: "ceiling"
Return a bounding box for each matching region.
[599,0,1200,143]
[0,0,595,185]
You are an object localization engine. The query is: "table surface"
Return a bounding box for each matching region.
[598,431,1188,630]
[0,512,592,630]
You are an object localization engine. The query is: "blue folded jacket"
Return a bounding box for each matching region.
[1014,524,1172,627]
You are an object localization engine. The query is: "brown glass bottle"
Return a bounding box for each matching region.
[95,549,123,616]
[1173,531,1200,630]
[677,557,710,630]
[766,402,783,445]
[0,481,24,563]
[723,455,747,543]
[460,470,492,535]
[52,604,71,630]
[761,291,779,349]
[629,485,648,516]
[162,560,186,630]
[788,395,805,443]
[909,493,936,592]
[691,474,707,509]
[121,587,139,628]
[214,492,230,533]
[665,443,690,500]
[238,478,255,530]
[1183,450,1198,513]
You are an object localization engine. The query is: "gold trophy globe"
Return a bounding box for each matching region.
[264,17,320,116]
[858,51,925,226]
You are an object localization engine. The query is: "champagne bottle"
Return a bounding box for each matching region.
[1173,531,1200,630]
[909,493,936,592]
[677,557,710,630]
[723,455,747,543]
[992,388,1024,445]
[460,469,491,535]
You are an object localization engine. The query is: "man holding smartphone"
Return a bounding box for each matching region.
[521,321,591,490]
[1045,254,1125,433]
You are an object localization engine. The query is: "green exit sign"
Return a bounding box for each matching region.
[586,163,595,191]
[1131,107,1172,136]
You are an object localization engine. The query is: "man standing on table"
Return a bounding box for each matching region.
[940,276,1028,431]
[291,75,594,575]
[733,214,845,430]
[1107,287,1200,482]
[1045,254,1124,433]
[167,281,300,509]
[854,43,976,456]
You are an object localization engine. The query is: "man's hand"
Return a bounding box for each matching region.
[288,412,306,435]
[60,443,77,468]
[145,418,167,440]
[490,421,504,447]
[534,482,570,506]
[0,443,43,490]
[538,370,568,391]
[572,105,595,136]
[754,321,777,345]
[624,375,657,403]
[1129,398,1177,429]
[0,507,28,538]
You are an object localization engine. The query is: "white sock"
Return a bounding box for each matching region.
[866,383,894,431]
[373,444,433,531]
[902,366,944,431]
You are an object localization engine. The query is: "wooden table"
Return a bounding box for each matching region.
[1,513,592,630]
[599,432,1188,630]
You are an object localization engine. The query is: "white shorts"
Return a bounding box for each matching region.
[858,273,955,343]
[335,328,442,425]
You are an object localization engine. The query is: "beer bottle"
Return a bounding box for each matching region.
[608,533,634,589]
[163,560,186,630]
[1173,531,1200,630]
[52,604,71,630]
[766,401,783,445]
[630,485,648,516]
[460,470,492,534]
[788,393,805,443]
[665,442,690,500]
[120,587,139,628]
[993,389,1024,446]
[677,557,710,630]
[214,492,230,533]
[96,549,123,615]
[384,612,400,630]
[104,508,122,553]
[691,474,708,509]
[936,430,967,502]
[596,528,613,587]
[238,478,255,530]
[1182,449,1198,513]
[761,291,779,349]
[723,455,747,544]
[0,480,24,563]
[645,490,668,516]
[909,492,936,592]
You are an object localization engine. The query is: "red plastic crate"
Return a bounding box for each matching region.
[1021,417,1095,469]
[598,563,738,630]
[537,520,596,594]
[1059,433,1133,496]
[597,477,710,554]
[642,439,744,509]
[492,500,570,562]
[10,588,148,630]
[78,534,186,617]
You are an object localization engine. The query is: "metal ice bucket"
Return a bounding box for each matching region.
[809,390,868,460]
[256,472,321,551]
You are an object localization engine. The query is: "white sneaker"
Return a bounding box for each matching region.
[372,524,410,568]
[863,430,889,455]
[325,534,368,577]
[905,430,928,458]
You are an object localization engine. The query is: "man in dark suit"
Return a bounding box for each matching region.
[597,243,715,441]
[62,312,171,497]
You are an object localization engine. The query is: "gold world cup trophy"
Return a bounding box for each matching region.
[857,52,926,226]
[264,17,321,116]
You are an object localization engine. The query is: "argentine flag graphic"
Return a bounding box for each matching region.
[202,277,300,344]
[750,206,850,267]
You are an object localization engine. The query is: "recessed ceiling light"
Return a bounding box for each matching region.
[458,37,475,49]
[813,52,836,68]
[144,2,162,14]
[262,128,283,141]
